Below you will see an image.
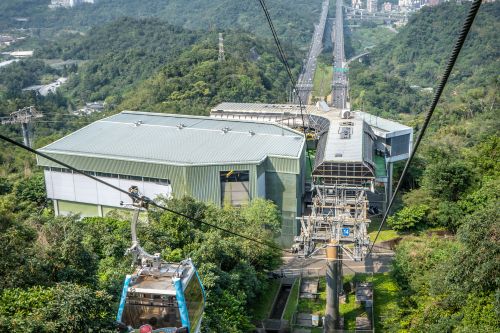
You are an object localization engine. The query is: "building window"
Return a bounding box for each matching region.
[220,170,250,207]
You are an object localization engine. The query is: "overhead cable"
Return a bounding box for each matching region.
[256,0,307,129]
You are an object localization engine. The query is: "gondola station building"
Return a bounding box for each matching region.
[37,111,306,246]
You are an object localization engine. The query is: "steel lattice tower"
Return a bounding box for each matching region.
[1,106,43,148]
[218,33,225,62]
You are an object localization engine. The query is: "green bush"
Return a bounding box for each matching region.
[387,204,429,231]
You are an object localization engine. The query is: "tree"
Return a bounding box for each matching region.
[14,174,47,207]
[387,204,429,231]
[422,160,473,202]
[0,283,114,333]
[0,177,12,195]
[445,202,499,294]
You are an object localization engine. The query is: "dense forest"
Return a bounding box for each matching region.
[0,192,283,331]
[0,0,322,47]
[349,2,499,118]
[347,2,499,331]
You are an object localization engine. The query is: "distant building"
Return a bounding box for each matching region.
[1,50,33,58]
[399,0,410,9]
[352,0,362,9]
[367,0,378,13]
[428,0,441,6]
[0,35,15,46]
[37,111,306,246]
[75,101,106,115]
[49,0,95,9]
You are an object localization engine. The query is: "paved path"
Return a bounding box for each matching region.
[279,246,394,277]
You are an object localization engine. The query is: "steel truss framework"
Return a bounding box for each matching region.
[1,106,42,148]
[293,184,371,261]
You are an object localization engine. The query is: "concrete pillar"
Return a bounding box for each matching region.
[385,162,393,212]
[53,199,59,216]
[325,241,340,331]
[21,122,30,147]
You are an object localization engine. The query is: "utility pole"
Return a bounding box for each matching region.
[1,106,42,148]
[218,32,225,62]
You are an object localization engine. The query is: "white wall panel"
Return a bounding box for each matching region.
[47,170,75,201]
[73,174,98,204]
[143,182,172,200]
[44,169,54,198]
[43,170,172,209]
[96,177,121,207]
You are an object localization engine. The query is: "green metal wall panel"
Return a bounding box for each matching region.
[266,171,300,247]
[102,205,130,216]
[58,200,99,217]
[185,164,257,206]
[266,156,300,174]
[266,172,299,212]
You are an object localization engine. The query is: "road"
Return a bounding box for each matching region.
[294,0,330,104]
[277,245,395,277]
[331,0,348,109]
[346,51,370,65]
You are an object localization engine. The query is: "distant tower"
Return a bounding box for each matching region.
[218,33,225,62]
[367,0,377,13]
[0,106,42,148]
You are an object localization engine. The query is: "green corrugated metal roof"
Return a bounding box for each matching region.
[39,111,305,166]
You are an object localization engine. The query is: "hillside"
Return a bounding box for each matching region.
[349,2,499,118]
[37,18,203,103]
[0,16,302,175]
[0,0,323,47]
[51,19,298,111]
[118,34,297,115]
[346,3,499,331]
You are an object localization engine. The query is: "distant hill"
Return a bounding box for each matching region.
[0,0,323,47]
[348,2,499,118]
[26,17,299,113]
[372,2,499,86]
[118,33,297,115]
[35,18,202,103]
[346,4,499,332]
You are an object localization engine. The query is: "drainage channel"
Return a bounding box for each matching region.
[262,278,296,333]
[269,283,292,319]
